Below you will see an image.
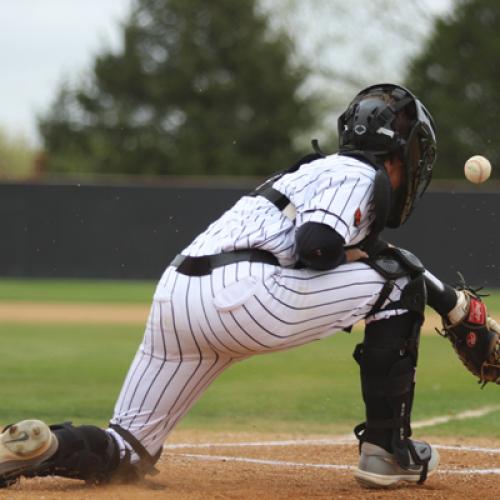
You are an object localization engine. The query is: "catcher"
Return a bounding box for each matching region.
[0,83,498,490]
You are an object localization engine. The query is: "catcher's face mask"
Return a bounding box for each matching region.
[338,83,437,228]
[390,98,437,227]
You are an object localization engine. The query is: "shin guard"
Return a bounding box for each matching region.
[353,312,430,480]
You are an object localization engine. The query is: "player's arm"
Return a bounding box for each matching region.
[295,222,367,270]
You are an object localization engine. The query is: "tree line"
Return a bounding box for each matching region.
[4,0,498,179]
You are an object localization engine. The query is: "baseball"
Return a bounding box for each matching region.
[464,155,491,184]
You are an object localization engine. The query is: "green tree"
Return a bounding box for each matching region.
[0,127,35,179]
[38,0,315,176]
[406,0,500,179]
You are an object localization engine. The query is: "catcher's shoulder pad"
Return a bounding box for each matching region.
[441,290,500,386]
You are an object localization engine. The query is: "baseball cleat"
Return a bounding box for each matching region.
[354,441,440,488]
[0,420,58,487]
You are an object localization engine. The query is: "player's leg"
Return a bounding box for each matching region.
[221,261,409,351]
[0,259,446,487]
[0,267,241,486]
[209,256,442,487]
[106,259,402,468]
[349,248,442,487]
[107,267,242,475]
[352,272,440,488]
[351,249,496,487]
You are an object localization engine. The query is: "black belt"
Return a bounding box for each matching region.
[171,249,279,276]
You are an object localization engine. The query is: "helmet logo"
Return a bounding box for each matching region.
[354,124,367,135]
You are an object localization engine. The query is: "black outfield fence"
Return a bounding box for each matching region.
[1,181,499,286]
[0,182,243,280]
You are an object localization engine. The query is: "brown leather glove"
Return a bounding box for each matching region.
[440,286,500,387]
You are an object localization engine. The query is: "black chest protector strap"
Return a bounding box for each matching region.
[357,169,392,253]
[252,185,297,221]
[248,152,323,221]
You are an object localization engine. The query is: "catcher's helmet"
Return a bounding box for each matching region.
[338,83,437,227]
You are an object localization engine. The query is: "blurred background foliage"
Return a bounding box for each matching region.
[2,0,499,179]
[0,127,37,179]
[407,0,500,178]
[38,0,315,176]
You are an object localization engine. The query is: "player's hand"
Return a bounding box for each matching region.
[345,248,369,262]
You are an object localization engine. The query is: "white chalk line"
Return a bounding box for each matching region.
[435,444,500,454]
[173,452,500,476]
[166,405,500,452]
[166,440,500,454]
[165,437,354,450]
[166,406,500,476]
[174,453,352,471]
[412,405,500,430]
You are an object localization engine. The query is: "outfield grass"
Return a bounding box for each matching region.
[0,278,155,303]
[1,278,500,310]
[177,330,500,437]
[0,319,498,438]
[0,279,498,438]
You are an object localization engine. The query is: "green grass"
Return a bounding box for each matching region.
[0,323,143,424]
[0,278,155,303]
[0,279,498,438]
[1,278,499,311]
[0,320,498,438]
[182,330,500,437]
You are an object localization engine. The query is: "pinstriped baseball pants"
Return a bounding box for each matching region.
[108,261,409,459]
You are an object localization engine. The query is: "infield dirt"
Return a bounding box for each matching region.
[3,431,499,499]
[0,303,497,498]
[0,301,444,331]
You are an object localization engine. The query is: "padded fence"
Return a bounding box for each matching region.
[0,182,499,286]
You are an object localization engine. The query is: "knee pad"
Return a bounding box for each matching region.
[354,313,422,469]
[365,246,427,317]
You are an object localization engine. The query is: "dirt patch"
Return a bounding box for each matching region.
[0,301,443,331]
[0,301,150,324]
[3,431,499,499]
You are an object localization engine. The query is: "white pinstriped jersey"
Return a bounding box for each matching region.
[108,153,410,462]
[183,154,377,267]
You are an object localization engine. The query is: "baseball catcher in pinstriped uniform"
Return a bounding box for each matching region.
[0,83,498,490]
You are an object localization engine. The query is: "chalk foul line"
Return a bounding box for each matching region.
[174,453,353,471]
[173,453,500,476]
[165,405,500,476]
[166,405,500,451]
[412,404,500,430]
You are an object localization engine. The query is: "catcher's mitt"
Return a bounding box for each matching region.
[439,278,500,387]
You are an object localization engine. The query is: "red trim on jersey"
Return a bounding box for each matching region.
[354,208,362,226]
